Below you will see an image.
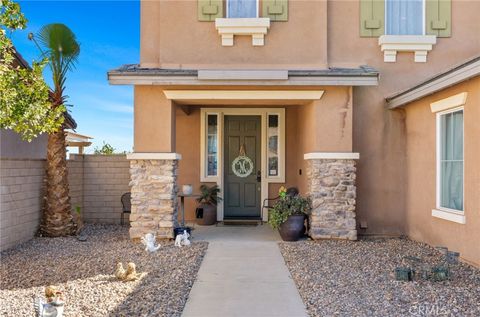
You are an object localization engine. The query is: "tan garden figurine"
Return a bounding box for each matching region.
[115,262,126,280]
[115,262,139,282]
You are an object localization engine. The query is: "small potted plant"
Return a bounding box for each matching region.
[196,184,222,226]
[268,187,311,241]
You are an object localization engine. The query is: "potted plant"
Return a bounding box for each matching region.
[196,184,222,226]
[268,187,311,241]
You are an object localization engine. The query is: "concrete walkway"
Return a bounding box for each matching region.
[182,224,307,317]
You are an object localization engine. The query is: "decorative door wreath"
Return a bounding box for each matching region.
[231,144,254,178]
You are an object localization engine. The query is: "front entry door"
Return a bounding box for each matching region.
[224,115,261,218]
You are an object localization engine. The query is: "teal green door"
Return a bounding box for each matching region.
[224,115,261,218]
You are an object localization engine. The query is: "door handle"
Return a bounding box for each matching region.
[256,170,261,182]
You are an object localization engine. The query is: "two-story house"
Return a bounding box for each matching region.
[108,0,480,266]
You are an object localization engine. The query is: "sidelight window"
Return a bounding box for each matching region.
[267,115,279,177]
[206,114,219,177]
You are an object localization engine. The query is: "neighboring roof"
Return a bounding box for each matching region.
[12,48,77,130]
[66,131,92,144]
[64,112,77,130]
[66,131,92,153]
[12,48,30,69]
[386,55,480,109]
[108,64,379,86]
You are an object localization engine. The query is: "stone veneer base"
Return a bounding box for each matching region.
[307,159,357,240]
[129,159,179,240]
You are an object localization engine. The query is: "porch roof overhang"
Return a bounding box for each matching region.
[107,65,379,87]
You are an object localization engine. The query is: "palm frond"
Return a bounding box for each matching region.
[35,23,80,105]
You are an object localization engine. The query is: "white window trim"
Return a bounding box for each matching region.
[200,108,285,221]
[432,209,466,224]
[200,112,220,182]
[378,35,437,63]
[432,105,465,224]
[430,92,468,113]
[266,111,286,181]
[215,18,270,46]
[380,0,436,63]
[226,0,259,19]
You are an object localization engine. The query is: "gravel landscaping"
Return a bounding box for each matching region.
[280,238,480,317]
[0,224,207,316]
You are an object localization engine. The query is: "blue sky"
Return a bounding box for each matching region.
[11,1,140,153]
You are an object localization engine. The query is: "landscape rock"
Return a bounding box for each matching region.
[279,238,480,317]
[0,224,207,317]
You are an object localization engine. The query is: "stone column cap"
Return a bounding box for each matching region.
[304,152,360,160]
[126,152,182,160]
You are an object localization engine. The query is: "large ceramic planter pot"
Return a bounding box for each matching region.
[278,214,306,241]
[196,203,217,226]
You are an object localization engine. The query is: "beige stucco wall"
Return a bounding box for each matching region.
[140,0,328,69]
[172,86,352,220]
[134,86,176,152]
[327,0,480,236]
[135,0,480,237]
[403,78,480,267]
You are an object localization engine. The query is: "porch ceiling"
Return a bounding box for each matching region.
[163,90,324,105]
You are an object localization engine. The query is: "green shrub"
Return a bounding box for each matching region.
[268,195,311,229]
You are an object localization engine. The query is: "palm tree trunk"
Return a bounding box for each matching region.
[40,127,76,236]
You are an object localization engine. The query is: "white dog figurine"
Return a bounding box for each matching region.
[175,230,191,247]
[141,233,161,252]
[174,233,183,247]
[181,230,191,246]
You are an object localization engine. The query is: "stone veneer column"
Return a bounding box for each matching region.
[128,154,180,240]
[305,153,358,240]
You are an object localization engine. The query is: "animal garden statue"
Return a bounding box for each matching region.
[175,230,191,247]
[34,285,64,317]
[115,262,139,282]
[141,233,161,253]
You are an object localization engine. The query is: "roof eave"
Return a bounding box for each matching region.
[107,65,379,87]
[386,56,480,109]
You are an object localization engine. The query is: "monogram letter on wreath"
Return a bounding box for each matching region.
[232,144,254,178]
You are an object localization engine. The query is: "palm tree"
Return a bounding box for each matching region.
[30,24,80,236]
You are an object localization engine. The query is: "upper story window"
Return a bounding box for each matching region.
[227,0,258,18]
[386,0,424,35]
[360,0,451,38]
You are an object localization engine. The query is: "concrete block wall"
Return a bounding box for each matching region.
[0,159,45,251]
[67,155,84,213]
[75,154,130,224]
[1,155,130,251]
